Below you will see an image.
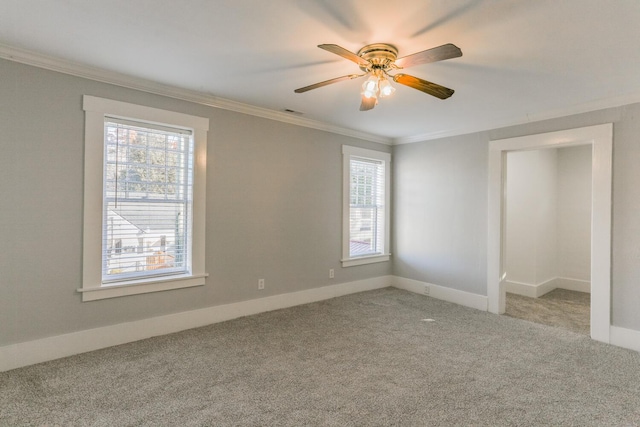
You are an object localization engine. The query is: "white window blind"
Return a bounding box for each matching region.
[349,156,386,257]
[102,117,194,284]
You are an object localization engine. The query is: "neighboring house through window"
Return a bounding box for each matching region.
[81,96,209,301]
[342,145,391,267]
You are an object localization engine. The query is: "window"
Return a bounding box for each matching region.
[102,118,191,282]
[81,96,209,301]
[342,146,391,267]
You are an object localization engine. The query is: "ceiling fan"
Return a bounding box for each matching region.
[294,43,462,111]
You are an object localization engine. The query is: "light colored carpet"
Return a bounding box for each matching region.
[1,288,639,426]
[505,289,591,335]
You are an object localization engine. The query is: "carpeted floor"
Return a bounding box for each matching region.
[505,289,590,335]
[1,288,639,426]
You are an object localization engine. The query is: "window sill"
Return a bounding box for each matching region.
[341,254,390,267]
[78,273,207,302]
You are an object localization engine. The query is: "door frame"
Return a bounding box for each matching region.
[487,124,613,343]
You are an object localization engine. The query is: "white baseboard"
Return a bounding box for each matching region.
[0,276,392,372]
[555,277,591,293]
[610,326,640,353]
[4,274,634,373]
[506,277,590,298]
[505,280,539,298]
[505,278,556,298]
[392,276,488,311]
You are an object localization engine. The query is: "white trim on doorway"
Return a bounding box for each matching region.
[487,124,613,344]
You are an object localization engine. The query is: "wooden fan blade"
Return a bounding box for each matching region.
[318,44,371,67]
[393,74,455,99]
[394,43,462,69]
[294,74,362,93]
[359,95,377,111]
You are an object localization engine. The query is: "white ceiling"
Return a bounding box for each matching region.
[2,0,640,143]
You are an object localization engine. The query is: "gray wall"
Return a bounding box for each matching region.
[0,58,392,346]
[4,55,640,345]
[393,103,640,331]
[505,149,558,286]
[392,132,489,294]
[557,145,592,281]
[504,146,592,286]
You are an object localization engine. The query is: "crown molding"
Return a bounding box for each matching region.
[4,43,640,147]
[0,43,392,145]
[393,92,640,145]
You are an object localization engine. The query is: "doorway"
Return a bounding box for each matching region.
[487,124,612,343]
[503,146,592,334]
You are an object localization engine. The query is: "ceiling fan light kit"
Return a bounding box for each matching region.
[378,78,395,97]
[294,42,462,111]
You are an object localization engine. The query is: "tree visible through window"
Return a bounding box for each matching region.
[102,119,193,283]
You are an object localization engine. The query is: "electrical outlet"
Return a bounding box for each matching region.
[258,278,265,290]
[329,269,335,279]
[423,284,430,296]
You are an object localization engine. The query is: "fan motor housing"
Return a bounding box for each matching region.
[357,43,398,71]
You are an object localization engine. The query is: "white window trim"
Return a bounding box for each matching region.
[342,145,391,267]
[80,95,209,301]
